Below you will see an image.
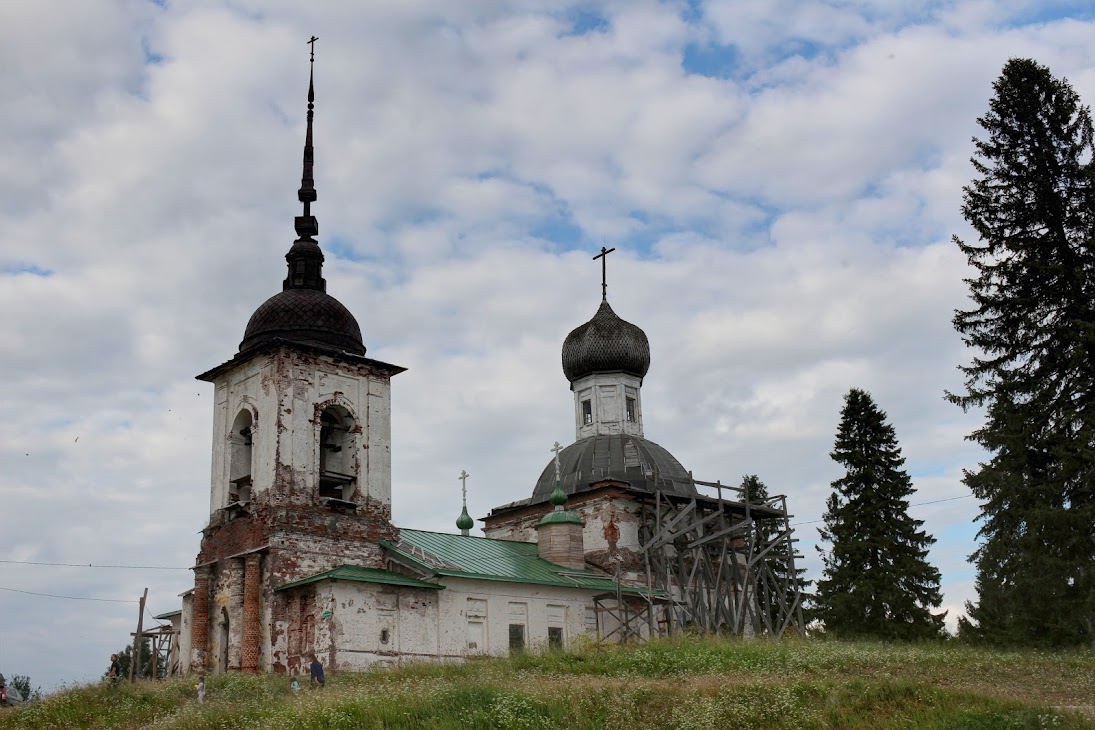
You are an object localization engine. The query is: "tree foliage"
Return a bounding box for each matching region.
[813,388,946,640]
[113,639,162,680]
[950,58,1095,646]
[9,675,40,702]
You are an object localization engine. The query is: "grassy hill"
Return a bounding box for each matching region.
[1,637,1092,729]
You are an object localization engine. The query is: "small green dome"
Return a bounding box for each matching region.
[456,505,474,531]
[538,510,584,526]
[549,482,568,507]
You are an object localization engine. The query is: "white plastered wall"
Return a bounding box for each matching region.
[207,349,393,516]
[312,577,597,671]
[571,372,643,441]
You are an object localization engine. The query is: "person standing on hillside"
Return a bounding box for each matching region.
[107,654,121,685]
[308,654,324,688]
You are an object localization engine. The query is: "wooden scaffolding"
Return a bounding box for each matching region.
[595,477,805,641]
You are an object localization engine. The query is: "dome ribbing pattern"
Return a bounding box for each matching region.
[240,288,364,355]
[561,300,650,382]
[530,434,695,504]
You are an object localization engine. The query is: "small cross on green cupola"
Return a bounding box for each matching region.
[456,469,474,535]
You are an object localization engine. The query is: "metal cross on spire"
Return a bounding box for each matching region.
[593,246,616,300]
[308,35,318,60]
[551,441,564,483]
[459,469,470,507]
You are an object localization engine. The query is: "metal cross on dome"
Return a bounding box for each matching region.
[593,246,616,300]
[458,469,470,506]
[551,441,564,482]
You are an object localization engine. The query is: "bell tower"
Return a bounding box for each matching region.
[188,39,404,676]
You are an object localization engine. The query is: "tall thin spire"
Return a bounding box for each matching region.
[284,37,326,293]
[295,36,319,240]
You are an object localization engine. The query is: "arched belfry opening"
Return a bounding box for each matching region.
[228,409,254,506]
[318,405,356,503]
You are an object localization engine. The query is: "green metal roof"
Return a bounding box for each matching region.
[539,510,584,525]
[385,529,658,596]
[153,610,182,620]
[274,565,443,592]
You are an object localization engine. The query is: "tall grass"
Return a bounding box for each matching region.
[1,637,1091,729]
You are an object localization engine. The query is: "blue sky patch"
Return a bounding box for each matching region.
[326,235,372,263]
[142,37,164,65]
[530,213,583,248]
[682,42,740,79]
[3,263,53,277]
[562,8,610,36]
[1003,0,1094,25]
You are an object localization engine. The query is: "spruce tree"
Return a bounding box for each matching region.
[814,388,946,640]
[740,474,809,635]
[950,58,1095,646]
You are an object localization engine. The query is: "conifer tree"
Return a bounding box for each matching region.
[950,58,1095,646]
[814,388,945,639]
[740,474,809,634]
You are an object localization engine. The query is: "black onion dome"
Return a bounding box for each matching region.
[561,300,650,382]
[531,434,695,505]
[239,288,365,355]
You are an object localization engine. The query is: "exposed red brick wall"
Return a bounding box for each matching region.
[196,498,395,675]
[191,567,210,672]
[226,559,244,671]
[242,553,261,672]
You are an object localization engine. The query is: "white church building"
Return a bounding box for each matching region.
[162,48,802,677]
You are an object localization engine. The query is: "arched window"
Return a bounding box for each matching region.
[318,405,355,502]
[228,409,254,506]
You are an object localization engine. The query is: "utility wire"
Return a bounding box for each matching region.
[0,559,189,570]
[145,605,170,629]
[0,585,138,603]
[791,493,975,527]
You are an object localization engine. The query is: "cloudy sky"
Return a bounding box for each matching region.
[1,0,1092,692]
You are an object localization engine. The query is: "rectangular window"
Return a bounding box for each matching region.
[582,400,592,425]
[625,397,635,422]
[548,626,563,649]
[508,623,525,652]
[467,621,484,651]
[467,598,487,652]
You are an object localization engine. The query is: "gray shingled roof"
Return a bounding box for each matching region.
[530,434,696,504]
[239,287,365,355]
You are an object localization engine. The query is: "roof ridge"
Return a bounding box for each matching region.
[397,526,538,545]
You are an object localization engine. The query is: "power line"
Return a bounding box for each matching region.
[791,493,975,527]
[0,585,137,603]
[145,605,170,630]
[0,559,189,570]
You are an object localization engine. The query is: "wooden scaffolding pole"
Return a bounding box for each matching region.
[130,587,147,683]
